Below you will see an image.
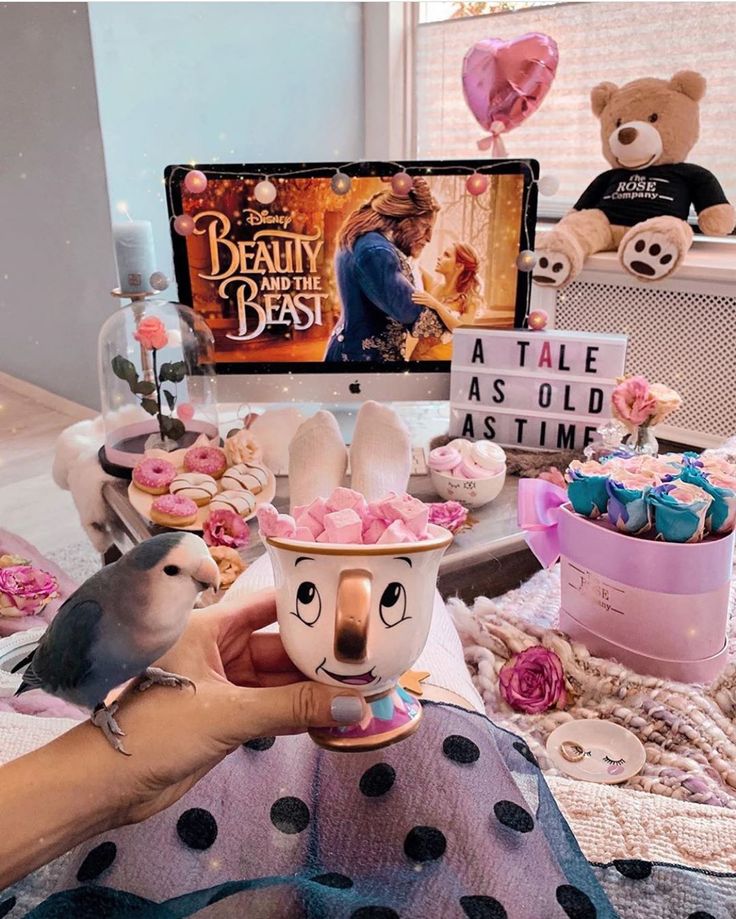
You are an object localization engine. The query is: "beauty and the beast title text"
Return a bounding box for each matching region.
[193,210,326,341]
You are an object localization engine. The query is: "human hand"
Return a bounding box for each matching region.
[104,590,368,826]
[411,290,442,311]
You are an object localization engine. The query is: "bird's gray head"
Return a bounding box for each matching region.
[126,533,220,598]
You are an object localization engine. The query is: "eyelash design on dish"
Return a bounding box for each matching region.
[583,750,592,757]
[603,755,626,766]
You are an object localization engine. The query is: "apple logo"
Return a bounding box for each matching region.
[349,380,361,395]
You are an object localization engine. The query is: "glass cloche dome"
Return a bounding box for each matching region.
[98,299,219,473]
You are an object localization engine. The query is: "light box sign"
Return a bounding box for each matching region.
[449,328,628,451]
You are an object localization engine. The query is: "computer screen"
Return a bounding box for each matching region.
[166,160,537,404]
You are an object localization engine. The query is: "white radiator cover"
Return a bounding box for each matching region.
[533,244,736,447]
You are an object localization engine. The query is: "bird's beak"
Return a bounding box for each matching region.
[194,556,221,592]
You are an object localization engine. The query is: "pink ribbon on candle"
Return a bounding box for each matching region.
[517,478,568,568]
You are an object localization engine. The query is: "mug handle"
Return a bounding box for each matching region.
[334,569,372,664]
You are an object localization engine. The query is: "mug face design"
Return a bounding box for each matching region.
[267,532,450,697]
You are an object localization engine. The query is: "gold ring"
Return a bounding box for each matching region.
[559,741,586,763]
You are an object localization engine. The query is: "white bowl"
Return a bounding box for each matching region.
[429,466,506,508]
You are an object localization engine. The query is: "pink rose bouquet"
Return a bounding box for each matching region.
[427,501,469,534]
[203,509,250,549]
[133,316,169,351]
[0,565,59,618]
[611,376,682,433]
[499,646,567,714]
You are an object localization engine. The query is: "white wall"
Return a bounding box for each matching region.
[0,3,116,408]
[88,1,365,281]
[0,2,365,406]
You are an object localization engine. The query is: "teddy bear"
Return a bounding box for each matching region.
[533,70,735,288]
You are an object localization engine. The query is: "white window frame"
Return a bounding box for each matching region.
[366,2,735,252]
[362,1,417,161]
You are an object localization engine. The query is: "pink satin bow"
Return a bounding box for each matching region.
[517,478,568,568]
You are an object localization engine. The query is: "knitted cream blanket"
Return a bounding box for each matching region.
[448,566,736,810]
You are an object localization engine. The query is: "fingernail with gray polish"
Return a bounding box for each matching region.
[331,695,364,724]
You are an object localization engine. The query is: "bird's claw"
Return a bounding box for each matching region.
[137,666,196,694]
[91,703,131,755]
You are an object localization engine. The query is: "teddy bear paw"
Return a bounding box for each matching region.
[532,252,573,288]
[621,231,679,281]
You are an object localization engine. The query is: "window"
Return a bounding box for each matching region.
[416,1,736,221]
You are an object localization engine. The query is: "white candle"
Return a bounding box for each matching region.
[113,221,156,295]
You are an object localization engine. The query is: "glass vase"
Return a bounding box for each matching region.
[627,424,659,456]
[98,298,219,473]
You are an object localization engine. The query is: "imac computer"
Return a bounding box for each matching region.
[165,159,538,439]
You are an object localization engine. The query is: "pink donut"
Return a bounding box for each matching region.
[152,494,197,517]
[133,457,177,495]
[183,445,227,479]
[150,493,198,527]
[429,446,463,473]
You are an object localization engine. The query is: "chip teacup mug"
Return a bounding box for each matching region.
[265,524,452,751]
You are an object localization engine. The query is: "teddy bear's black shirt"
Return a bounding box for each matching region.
[574,163,729,227]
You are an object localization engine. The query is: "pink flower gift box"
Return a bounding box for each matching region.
[519,480,734,683]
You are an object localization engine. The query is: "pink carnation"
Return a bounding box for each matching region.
[0,566,59,618]
[499,646,567,714]
[427,501,469,534]
[203,509,249,548]
[611,376,657,430]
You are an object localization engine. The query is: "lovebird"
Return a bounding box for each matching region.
[14,532,220,754]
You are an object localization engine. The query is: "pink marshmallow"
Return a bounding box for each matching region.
[295,510,323,539]
[369,492,398,520]
[326,486,368,516]
[292,497,328,524]
[377,520,416,544]
[293,526,315,542]
[375,493,429,536]
[373,493,405,522]
[256,505,279,536]
[323,508,363,544]
[363,517,389,544]
[272,513,298,538]
[258,505,298,539]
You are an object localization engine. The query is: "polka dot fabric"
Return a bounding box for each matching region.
[591,860,736,919]
[17,703,616,918]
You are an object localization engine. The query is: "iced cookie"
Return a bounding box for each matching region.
[170,473,218,507]
[209,489,257,517]
[221,462,269,495]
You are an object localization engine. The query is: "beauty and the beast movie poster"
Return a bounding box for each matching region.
[179,173,524,364]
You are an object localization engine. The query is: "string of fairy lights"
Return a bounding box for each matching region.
[164,160,560,324]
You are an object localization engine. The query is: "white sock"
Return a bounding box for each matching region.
[288,411,348,512]
[349,401,411,501]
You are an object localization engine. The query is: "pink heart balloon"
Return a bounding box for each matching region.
[462,32,559,150]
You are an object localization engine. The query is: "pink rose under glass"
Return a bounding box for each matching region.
[98,299,219,474]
